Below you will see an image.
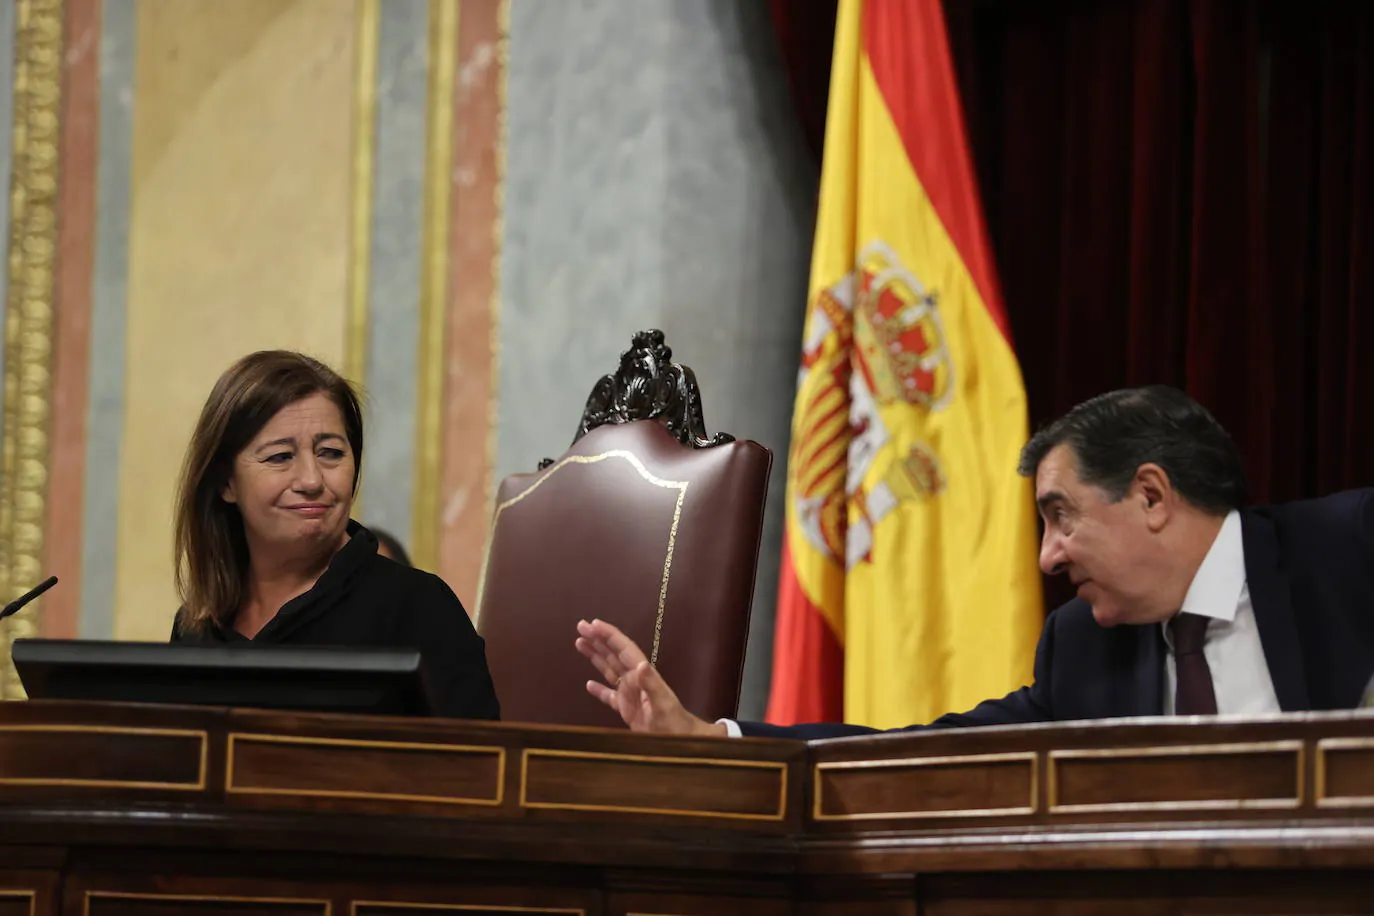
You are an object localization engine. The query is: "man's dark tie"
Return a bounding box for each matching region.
[1170,612,1217,715]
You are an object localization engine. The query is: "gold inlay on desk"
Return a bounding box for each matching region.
[0,724,207,790]
[0,889,35,916]
[813,751,1038,821]
[84,890,328,916]
[1315,736,1374,808]
[1048,740,1304,814]
[520,747,787,821]
[353,904,584,915]
[226,732,505,806]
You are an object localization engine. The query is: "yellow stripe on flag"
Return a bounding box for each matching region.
[841,50,1042,728]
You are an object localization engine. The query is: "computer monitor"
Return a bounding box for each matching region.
[11,639,437,717]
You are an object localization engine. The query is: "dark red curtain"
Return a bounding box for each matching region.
[769,0,1374,520]
[768,0,837,160]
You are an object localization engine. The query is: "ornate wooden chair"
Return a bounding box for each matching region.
[475,330,773,727]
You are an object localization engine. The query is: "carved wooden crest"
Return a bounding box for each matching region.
[539,330,733,470]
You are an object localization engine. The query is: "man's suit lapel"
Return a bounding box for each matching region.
[1242,508,1310,711]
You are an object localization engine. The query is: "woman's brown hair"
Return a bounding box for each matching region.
[173,351,364,634]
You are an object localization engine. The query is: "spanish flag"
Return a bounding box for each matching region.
[765,0,1043,729]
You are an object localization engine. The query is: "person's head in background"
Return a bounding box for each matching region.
[173,350,364,635]
[372,527,412,567]
[1017,385,1246,630]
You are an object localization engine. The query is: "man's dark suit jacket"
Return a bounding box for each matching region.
[741,488,1374,740]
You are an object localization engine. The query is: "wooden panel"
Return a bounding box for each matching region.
[9,700,1374,906]
[1317,738,1374,807]
[0,866,58,916]
[350,884,596,914]
[521,749,787,821]
[1049,742,1302,813]
[796,876,916,916]
[610,893,791,916]
[226,733,504,811]
[919,870,1374,914]
[798,905,913,916]
[0,726,205,791]
[354,906,584,915]
[84,891,326,916]
[813,753,1035,821]
[0,892,34,916]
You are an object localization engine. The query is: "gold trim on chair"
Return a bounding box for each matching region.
[475,449,688,665]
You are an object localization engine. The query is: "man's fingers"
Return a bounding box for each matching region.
[625,660,672,707]
[583,619,648,666]
[576,621,630,663]
[575,637,622,681]
[584,679,620,710]
[578,620,649,674]
[574,637,611,674]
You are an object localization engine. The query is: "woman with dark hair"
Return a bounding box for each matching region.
[170,349,499,721]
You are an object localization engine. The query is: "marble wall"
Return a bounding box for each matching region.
[0,0,506,672]
[0,0,815,718]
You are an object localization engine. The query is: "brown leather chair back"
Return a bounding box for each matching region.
[476,332,773,727]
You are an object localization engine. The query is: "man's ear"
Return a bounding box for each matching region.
[1133,463,1173,529]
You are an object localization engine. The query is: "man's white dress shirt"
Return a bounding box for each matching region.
[1162,509,1280,716]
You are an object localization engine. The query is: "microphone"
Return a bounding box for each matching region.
[0,575,57,622]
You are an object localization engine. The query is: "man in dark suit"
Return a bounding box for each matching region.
[575,385,1374,739]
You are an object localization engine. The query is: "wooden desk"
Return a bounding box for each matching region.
[1,701,1373,914]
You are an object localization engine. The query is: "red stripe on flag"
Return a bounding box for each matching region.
[804,452,848,496]
[764,534,845,725]
[799,397,849,445]
[860,0,1013,344]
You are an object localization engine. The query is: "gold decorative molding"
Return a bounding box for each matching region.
[0,0,64,700]
[344,0,380,520]
[412,0,459,571]
[344,0,380,390]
